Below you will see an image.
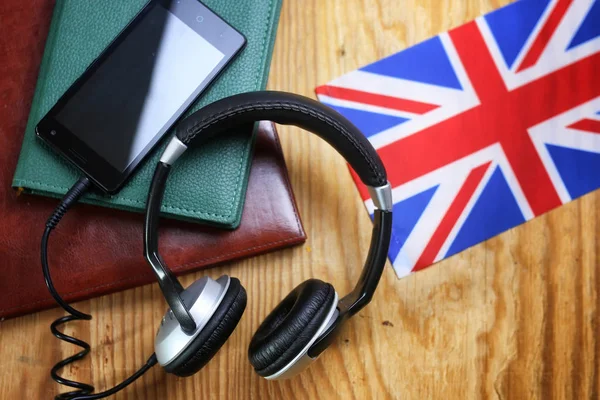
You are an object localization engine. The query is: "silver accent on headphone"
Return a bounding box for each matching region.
[159,136,188,165]
[155,275,230,366]
[264,291,339,380]
[367,182,393,211]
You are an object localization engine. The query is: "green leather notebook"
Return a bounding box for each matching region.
[12,0,282,229]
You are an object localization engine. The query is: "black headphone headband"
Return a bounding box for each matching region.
[144,91,393,355]
[176,91,388,187]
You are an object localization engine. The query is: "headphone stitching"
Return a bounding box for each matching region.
[182,101,385,184]
[187,102,383,183]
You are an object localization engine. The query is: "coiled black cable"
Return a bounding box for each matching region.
[41,176,157,399]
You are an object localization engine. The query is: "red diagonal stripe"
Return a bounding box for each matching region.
[516,0,573,72]
[567,118,600,134]
[412,162,491,272]
[373,22,600,215]
[316,85,439,114]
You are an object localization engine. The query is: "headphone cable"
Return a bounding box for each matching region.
[41,176,158,400]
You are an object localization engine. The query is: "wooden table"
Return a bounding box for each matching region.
[1,0,599,398]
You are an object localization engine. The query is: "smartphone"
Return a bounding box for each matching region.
[36,0,246,193]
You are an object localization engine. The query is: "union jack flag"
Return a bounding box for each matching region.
[316,0,600,278]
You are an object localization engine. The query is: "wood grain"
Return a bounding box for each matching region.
[1,0,599,398]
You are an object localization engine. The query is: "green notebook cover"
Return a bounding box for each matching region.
[12,0,282,229]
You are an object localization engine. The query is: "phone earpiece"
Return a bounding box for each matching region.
[155,276,247,377]
[248,279,339,379]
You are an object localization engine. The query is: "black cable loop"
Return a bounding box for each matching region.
[41,176,157,399]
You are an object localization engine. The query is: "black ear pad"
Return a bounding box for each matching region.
[164,277,247,377]
[248,279,336,377]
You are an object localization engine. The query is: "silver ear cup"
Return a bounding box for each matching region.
[264,291,339,380]
[154,275,230,366]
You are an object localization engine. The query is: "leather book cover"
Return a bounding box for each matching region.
[0,0,306,319]
[11,0,283,229]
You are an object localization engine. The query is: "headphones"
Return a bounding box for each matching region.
[144,91,393,379]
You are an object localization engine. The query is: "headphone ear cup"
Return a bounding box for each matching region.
[248,279,336,378]
[164,277,247,377]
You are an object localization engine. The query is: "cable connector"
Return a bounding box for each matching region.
[46,176,91,230]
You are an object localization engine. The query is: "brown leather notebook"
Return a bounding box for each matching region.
[0,0,305,319]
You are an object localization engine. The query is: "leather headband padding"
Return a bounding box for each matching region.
[176,91,387,187]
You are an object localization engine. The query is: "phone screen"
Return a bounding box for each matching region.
[36,0,246,192]
[56,5,224,171]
